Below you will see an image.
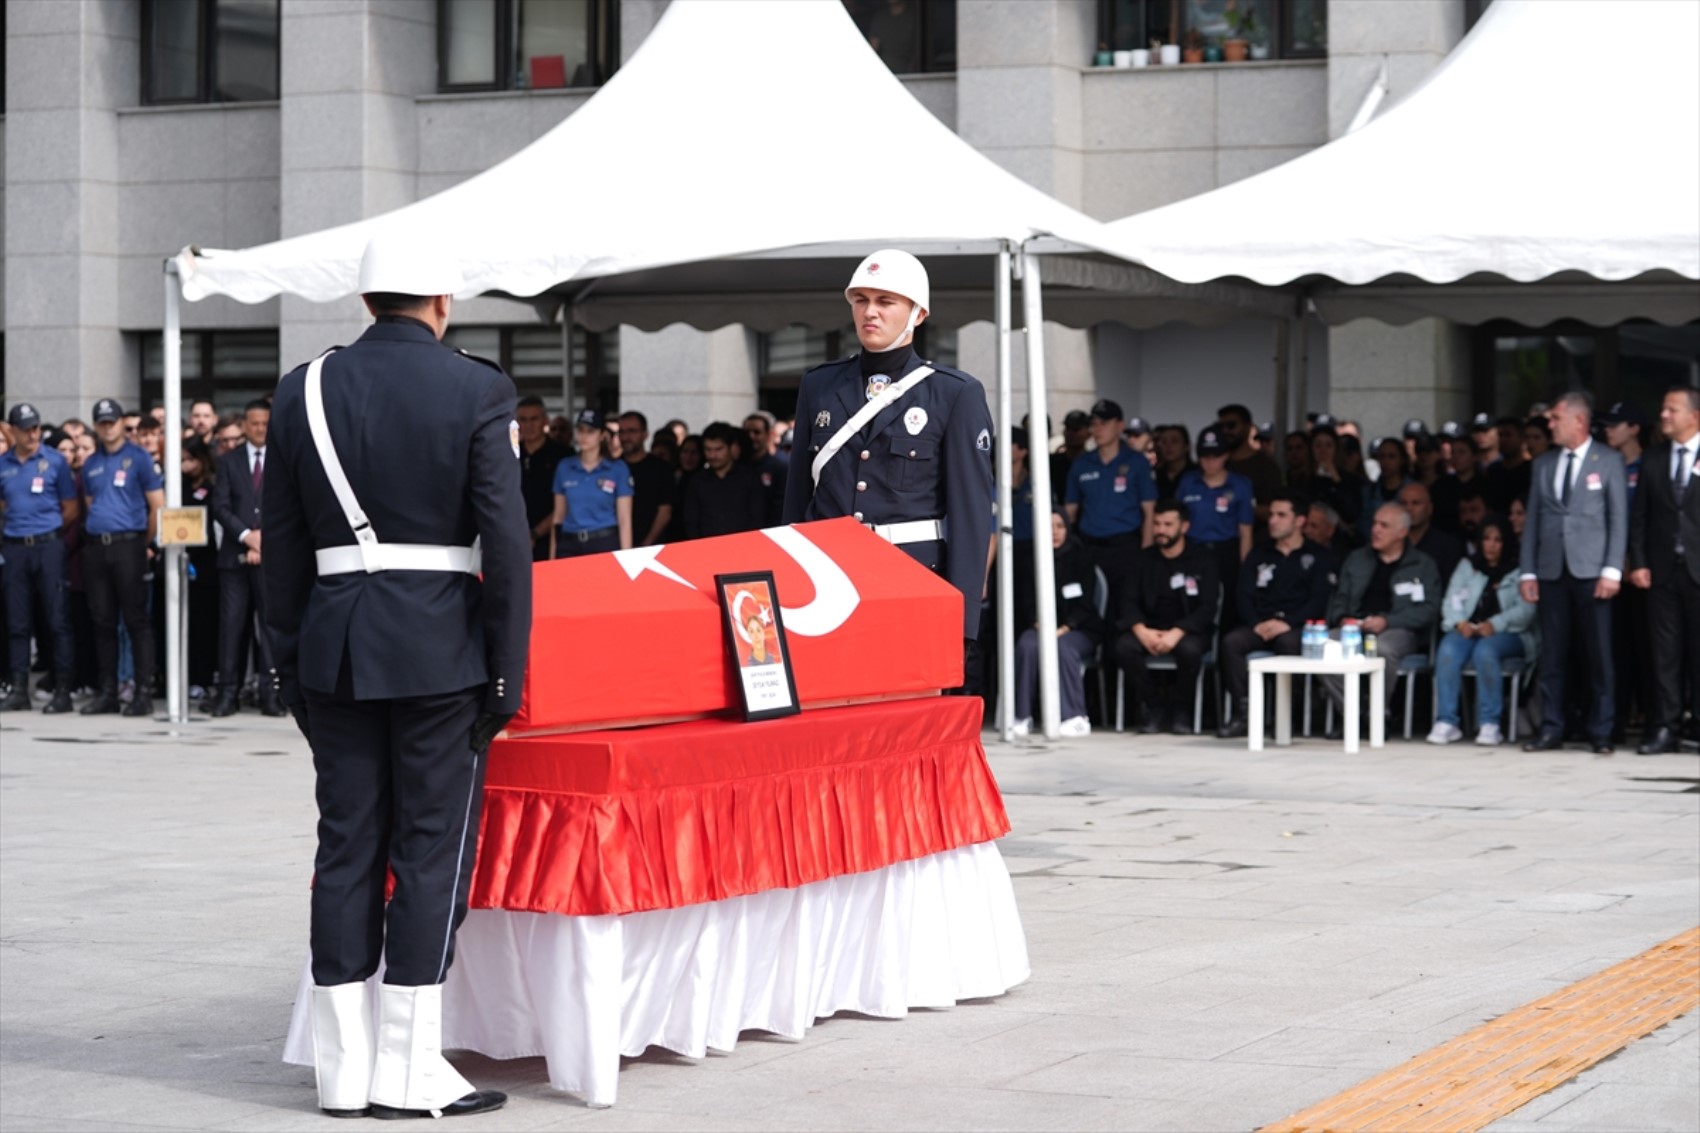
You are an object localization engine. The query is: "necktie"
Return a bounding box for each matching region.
[1560,451,1574,505]
[252,451,265,496]
[1677,447,1692,501]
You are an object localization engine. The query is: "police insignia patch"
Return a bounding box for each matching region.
[509,419,520,458]
[1301,554,1314,570]
[816,410,831,428]
[866,377,889,401]
[976,428,992,452]
[904,407,928,435]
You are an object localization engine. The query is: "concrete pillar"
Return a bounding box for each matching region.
[277,0,436,368]
[617,325,759,431]
[1324,0,1468,438]
[3,1,136,421]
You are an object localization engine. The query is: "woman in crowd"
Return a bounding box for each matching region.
[551,409,633,558]
[1012,507,1103,739]
[1283,430,1313,491]
[55,431,97,696]
[1152,423,1194,503]
[181,437,222,698]
[1427,514,1536,747]
[678,434,704,476]
[1507,496,1527,541]
[1307,425,1364,528]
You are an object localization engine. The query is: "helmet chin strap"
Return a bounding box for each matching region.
[866,304,921,354]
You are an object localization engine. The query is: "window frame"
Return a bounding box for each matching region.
[1096,0,1325,61]
[842,0,956,75]
[140,0,281,107]
[436,0,621,94]
[442,324,620,416]
[139,329,282,413]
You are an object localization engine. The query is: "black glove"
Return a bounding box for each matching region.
[289,704,312,743]
[470,712,513,758]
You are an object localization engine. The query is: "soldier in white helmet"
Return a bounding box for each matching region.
[263,234,530,1119]
[782,249,996,692]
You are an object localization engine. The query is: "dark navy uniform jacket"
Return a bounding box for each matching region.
[782,351,995,638]
[262,318,533,714]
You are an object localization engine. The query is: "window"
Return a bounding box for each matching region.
[438,0,620,92]
[842,0,956,74]
[1470,321,1700,421]
[757,323,958,420]
[441,325,619,415]
[1098,0,1324,58]
[142,0,280,105]
[140,330,280,412]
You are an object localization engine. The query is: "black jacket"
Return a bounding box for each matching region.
[262,319,532,714]
[1629,440,1700,587]
[1115,542,1220,637]
[1237,538,1337,626]
[212,444,264,570]
[1018,537,1104,646]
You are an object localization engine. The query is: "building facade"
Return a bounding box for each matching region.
[6,0,1683,442]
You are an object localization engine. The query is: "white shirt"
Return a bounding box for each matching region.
[1671,434,1698,489]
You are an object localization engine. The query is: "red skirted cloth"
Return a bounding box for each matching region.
[469,696,1008,918]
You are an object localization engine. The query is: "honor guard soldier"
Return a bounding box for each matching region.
[781,249,996,691]
[263,237,530,1120]
[0,403,79,714]
[79,399,165,717]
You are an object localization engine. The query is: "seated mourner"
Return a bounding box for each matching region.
[1427,514,1537,747]
[1112,500,1219,734]
[1217,490,1337,738]
[1012,508,1103,739]
[1322,502,1441,721]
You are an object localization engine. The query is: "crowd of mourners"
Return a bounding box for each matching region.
[4,386,1697,759]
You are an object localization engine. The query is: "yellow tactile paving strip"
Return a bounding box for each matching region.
[1260,926,1700,1133]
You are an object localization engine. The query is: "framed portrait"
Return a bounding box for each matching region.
[715,571,801,722]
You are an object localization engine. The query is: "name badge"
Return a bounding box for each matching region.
[1215,495,1230,513]
[1586,472,1602,491]
[1061,582,1084,599]
[1256,562,1276,588]
[598,478,616,494]
[1170,572,1186,590]
[1185,575,1198,597]
[31,477,45,494]
[1114,476,1127,494]
[113,470,128,488]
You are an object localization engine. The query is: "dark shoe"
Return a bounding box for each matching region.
[370,1091,507,1121]
[209,693,239,718]
[1637,727,1678,755]
[80,687,122,715]
[320,1106,370,1119]
[0,672,31,712]
[121,695,154,718]
[42,679,75,714]
[1591,742,1615,755]
[1136,709,1161,735]
[35,672,57,694]
[259,694,287,718]
[1522,734,1564,752]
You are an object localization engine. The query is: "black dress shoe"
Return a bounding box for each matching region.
[1637,727,1678,755]
[370,1090,507,1121]
[1136,711,1162,735]
[321,1105,370,1119]
[1522,734,1564,751]
[80,689,122,715]
[1218,718,1248,739]
[209,693,239,718]
[1591,742,1615,755]
[121,695,154,718]
[42,687,74,714]
[259,697,288,718]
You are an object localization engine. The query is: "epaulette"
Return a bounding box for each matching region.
[801,355,855,378]
[456,349,505,372]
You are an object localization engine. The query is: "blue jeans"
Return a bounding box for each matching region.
[1435,630,1525,728]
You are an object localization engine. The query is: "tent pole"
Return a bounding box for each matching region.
[162,261,187,724]
[1272,317,1291,440]
[1018,249,1061,740]
[560,305,575,413]
[1293,306,1310,425]
[994,243,1015,741]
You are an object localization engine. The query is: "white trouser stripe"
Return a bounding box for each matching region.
[434,750,480,985]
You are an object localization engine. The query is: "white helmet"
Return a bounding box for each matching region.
[357,233,464,297]
[844,249,930,314]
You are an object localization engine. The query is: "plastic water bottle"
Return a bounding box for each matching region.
[1341,619,1362,658]
[1302,621,1321,660]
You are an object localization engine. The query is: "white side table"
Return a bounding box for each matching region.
[1247,655,1387,753]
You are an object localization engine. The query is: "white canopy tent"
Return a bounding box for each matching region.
[1076,0,1700,328]
[164,0,1143,736]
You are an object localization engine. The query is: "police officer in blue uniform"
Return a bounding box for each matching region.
[1065,398,1157,626]
[782,249,996,693]
[550,408,633,558]
[0,403,79,714]
[1174,425,1255,631]
[263,238,528,1120]
[79,398,165,717]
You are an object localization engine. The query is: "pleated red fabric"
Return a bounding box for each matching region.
[468,697,1009,917]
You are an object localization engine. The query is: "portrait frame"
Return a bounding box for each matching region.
[715,570,801,722]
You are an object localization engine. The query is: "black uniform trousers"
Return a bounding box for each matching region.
[1114,631,1209,715]
[1537,568,1615,743]
[307,682,485,988]
[83,535,154,689]
[555,530,619,558]
[1220,624,1304,704]
[1081,531,1141,629]
[1646,559,1700,733]
[4,537,73,675]
[218,563,273,693]
[1195,538,1243,632]
[1610,585,1650,739]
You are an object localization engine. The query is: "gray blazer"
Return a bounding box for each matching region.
[1518,442,1628,582]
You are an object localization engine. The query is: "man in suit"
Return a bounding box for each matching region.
[1628,386,1700,754]
[1519,392,1628,753]
[210,399,282,717]
[263,237,530,1119]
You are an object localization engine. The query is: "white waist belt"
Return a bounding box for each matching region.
[870,519,943,546]
[316,544,481,576]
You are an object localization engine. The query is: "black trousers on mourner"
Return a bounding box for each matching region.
[1537,569,1615,743]
[306,684,485,988]
[218,564,273,693]
[1114,631,1209,717]
[83,536,154,690]
[1646,564,1700,733]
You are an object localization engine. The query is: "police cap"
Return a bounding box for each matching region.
[1470,412,1496,431]
[92,398,124,423]
[1197,427,1229,457]
[1124,415,1150,436]
[1438,420,1464,439]
[1089,399,1123,423]
[1402,418,1430,439]
[1599,400,1646,427]
[575,408,606,431]
[7,403,42,430]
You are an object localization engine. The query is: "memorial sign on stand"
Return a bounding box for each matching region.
[715,571,800,721]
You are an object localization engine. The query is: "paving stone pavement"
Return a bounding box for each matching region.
[1,709,1695,1132]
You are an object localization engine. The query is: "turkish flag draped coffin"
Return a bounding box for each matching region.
[514,518,963,733]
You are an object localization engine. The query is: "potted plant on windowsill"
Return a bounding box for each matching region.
[1182,27,1204,64]
[1223,0,1256,61]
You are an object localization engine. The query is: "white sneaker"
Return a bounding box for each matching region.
[1060,716,1092,737]
[1475,723,1503,746]
[1427,721,1463,745]
[1011,718,1032,737]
